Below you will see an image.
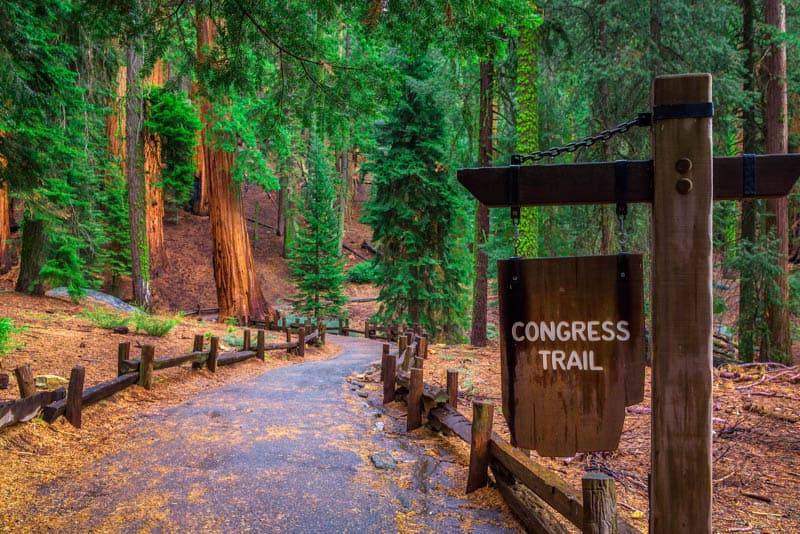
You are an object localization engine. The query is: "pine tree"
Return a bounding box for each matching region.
[362,53,470,341]
[288,134,346,322]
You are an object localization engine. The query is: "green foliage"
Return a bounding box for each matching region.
[346,261,378,284]
[362,52,470,342]
[222,332,243,347]
[789,270,800,316]
[133,312,180,337]
[0,318,25,356]
[288,133,347,321]
[78,307,132,330]
[144,86,201,212]
[728,233,788,362]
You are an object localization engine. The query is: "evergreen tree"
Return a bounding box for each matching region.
[362,52,470,341]
[288,134,347,322]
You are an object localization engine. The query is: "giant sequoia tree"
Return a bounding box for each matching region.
[363,53,470,341]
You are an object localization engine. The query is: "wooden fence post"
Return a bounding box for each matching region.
[192,335,204,369]
[447,369,459,408]
[65,365,85,428]
[256,330,266,361]
[651,74,713,532]
[297,327,306,358]
[407,366,423,431]
[208,336,219,372]
[381,343,390,381]
[320,323,326,345]
[398,335,408,371]
[14,364,35,398]
[242,328,251,351]
[383,352,396,405]
[117,341,131,376]
[364,320,370,339]
[285,327,292,355]
[418,334,428,359]
[466,400,494,493]
[139,345,155,389]
[582,472,618,534]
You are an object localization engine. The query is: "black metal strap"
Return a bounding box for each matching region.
[743,153,756,197]
[652,102,715,121]
[615,160,628,217]
[617,253,630,282]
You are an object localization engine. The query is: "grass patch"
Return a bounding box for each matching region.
[133,313,181,337]
[0,318,26,355]
[79,306,132,329]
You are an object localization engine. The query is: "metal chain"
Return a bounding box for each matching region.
[511,112,652,164]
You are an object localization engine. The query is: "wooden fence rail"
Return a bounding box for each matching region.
[380,341,639,534]
[0,326,322,431]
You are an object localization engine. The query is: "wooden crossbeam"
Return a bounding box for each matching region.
[457,154,800,207]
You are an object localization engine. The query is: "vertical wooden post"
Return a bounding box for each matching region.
[297,326,306,358]
[242,328,251,351]
[418,334,428,359]
[381,343,390,381]
[447,369,459,408]
[651,74,713,532]
[319,323,326,344]
[65,366,85,428]
[117,341,131,376]
[208,336,219,372]
[466,400,493,493]
[193,334,204,352]
[398,335,408,371]
[407,366,423,431]
[139,345,155,389]
[256,330,265,361]
[364,320,370,339]
[383,353,396,404]
[285,327,291,355]
[14,364,35,398]
[582,472,618,534]
[192,335,204,369]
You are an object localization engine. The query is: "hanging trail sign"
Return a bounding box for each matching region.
[498,255,645,457]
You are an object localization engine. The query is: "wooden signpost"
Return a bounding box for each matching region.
[498,254,645,457]
[457,74,800,533]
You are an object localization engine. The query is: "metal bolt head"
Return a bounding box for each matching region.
[676,177,693,194]
[675,158,693,174]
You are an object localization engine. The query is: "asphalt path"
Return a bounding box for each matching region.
[29,335,519,533]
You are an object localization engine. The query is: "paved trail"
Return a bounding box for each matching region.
[31,336,519,533]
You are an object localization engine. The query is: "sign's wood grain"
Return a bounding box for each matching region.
[498,255,645,457]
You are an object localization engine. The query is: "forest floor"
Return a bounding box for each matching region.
[1,183,798,532]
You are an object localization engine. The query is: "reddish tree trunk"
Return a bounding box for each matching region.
[470,60,493,347]
[191,17,214,217]
[196,17,274,324]
[764,0,791,360]
[0,182,12,274]
[145,60,167,271]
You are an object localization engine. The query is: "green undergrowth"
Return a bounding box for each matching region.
[0,318,27,356]
[79,307,181,336]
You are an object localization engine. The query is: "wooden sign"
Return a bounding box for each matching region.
[498,255,645,457]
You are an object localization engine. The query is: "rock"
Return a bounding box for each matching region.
[113,326,129,334]
[34,375,69,389]
[370,452,397,470]
[45,287,141,313]
[374,421,385,432]
[353,382,365,389]
[357,391,369,398]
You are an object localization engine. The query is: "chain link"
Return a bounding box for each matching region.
[512,112,651,164]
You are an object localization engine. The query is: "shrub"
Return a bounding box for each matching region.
[133,313,180,337]
[346,261,377,284]
[0,318,20,355]
[79,307,131,329]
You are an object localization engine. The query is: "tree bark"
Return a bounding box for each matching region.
[470,60,493,347]
[191,17,213,217]
[516,24,540,257]
[738,0,759,361]
[145,60,167,272]
[764,0,791,361]
[15,216,47,295]
[196,16,274,324]
[126,9,152,309]
[0,182,13,274]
